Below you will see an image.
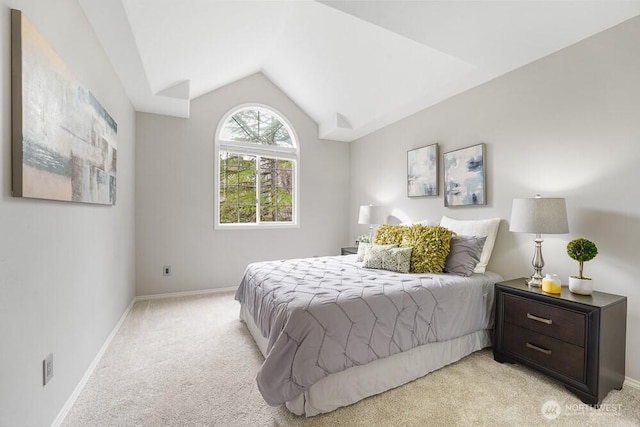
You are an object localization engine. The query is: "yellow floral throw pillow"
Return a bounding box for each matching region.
[374,224,453,273]
[373,224,407,246]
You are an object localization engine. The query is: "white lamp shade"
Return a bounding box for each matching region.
[358,205,387,225]
[509,197,569,234]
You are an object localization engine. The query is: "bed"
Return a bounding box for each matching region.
[235,217,503,416]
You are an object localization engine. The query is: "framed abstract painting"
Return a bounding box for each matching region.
[11,9,117,205]
[443,143,486,207]
[407,143,438,197]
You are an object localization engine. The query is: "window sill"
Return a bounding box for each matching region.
[215,222,300,230]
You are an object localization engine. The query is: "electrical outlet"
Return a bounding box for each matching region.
[163,266,171,276]
[43,353,53,386]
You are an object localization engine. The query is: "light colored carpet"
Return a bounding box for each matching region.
[62,291,640,427]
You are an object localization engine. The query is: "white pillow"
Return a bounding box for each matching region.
[356,243,396,262]
[400,219,434,226]
[363,246,412,273]
[439,216,501,273]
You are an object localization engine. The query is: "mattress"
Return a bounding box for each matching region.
[235,254,502,414]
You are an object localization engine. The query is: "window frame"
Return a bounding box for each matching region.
[214,103,300,230]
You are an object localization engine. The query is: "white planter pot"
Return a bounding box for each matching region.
[569,276,593,295]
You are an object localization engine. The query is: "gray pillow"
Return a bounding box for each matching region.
[444,235,487,276]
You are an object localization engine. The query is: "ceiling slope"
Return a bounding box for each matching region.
[80,0,640,142]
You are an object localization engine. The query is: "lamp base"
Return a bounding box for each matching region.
[527,276,543,287]
[528,234,544,288]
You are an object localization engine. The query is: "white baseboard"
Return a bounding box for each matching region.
[51,297,136,427]
[625,376,640,390]
[135,286,238,301]
[51,286,237,426]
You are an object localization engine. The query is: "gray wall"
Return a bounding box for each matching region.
[0,1,136,425]
[135,73,350,296]
[1,3,636,425]
[350,16,640,382]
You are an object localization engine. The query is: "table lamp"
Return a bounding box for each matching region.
[358,205,387,243]
[509,195,569,287]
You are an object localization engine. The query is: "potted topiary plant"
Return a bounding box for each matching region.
[566,238,598,295]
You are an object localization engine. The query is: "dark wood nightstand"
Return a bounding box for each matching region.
[493,278,627,406]
[341,246,358,255]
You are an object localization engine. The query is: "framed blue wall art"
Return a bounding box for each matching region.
[407,143,438,197]
[443,143,486,207]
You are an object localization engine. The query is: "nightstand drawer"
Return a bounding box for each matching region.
[504,294,585,346]
[504,323,585,382]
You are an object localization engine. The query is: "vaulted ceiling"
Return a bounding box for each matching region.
[79,0,640,142]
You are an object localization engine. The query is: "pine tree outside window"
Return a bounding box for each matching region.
[215,105,298,228]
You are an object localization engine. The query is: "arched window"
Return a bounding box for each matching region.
[215,105,298,228]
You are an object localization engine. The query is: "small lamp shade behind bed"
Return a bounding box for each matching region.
[358,205,387,244]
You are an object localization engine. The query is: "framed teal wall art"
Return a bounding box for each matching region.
[11,9,117,205]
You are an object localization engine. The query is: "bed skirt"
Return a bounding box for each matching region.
[240,303,491,417]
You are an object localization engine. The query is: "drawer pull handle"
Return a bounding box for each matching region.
[526,342,552,355]
[527,313,553,325]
